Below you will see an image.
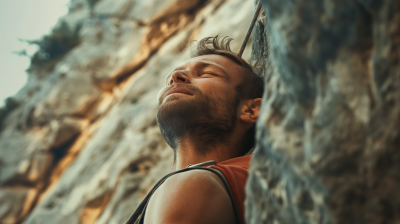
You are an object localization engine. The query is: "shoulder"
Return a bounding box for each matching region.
[164,169,225,193]
[144,169,236,224]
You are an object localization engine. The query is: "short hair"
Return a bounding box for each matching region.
[190,35,264,155]
[190,35,264,100]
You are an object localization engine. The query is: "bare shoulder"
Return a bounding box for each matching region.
[144,169,236,224]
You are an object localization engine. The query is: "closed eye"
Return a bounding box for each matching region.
[202,71,220,77]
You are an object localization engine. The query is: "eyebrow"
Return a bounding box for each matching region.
[165,60,230,84]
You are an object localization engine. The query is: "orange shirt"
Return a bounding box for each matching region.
[211,154,253,224]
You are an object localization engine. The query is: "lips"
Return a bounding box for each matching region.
[165,87,194,97]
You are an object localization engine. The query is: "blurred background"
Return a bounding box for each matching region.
[0,0,69,107]
[0,0,255,223]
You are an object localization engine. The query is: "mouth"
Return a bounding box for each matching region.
[165,87,194,97]
[158,85,196,105]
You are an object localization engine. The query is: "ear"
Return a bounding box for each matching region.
[239,98,262,124]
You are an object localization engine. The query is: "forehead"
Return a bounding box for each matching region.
[177,54,235,67]
[171,54,243,81]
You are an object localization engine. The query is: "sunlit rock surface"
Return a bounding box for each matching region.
[246,0,400,223]
[0,0,255,223]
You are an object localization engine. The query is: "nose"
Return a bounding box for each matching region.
[169,71,190,85]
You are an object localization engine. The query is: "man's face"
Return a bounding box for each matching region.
[156,54,244,151]
[157,54,243,108]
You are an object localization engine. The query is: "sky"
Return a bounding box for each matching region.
[0,0,70,107]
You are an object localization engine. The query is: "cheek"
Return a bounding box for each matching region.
[197,80,232,98]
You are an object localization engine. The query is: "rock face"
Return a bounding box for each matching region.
[0,0,256,223]
[246,0,400,223]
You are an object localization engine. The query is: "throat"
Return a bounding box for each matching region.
[174,137,239,170]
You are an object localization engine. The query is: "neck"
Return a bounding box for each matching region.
[174,134,242,170]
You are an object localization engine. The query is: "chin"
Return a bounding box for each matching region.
[158,95,199,121]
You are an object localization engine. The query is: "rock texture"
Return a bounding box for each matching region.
[246,0,400,223]
[0,0,256,223]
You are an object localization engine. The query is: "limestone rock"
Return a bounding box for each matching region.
[0,188,36,224]
[48,117,88,148]
[246,0,400,223]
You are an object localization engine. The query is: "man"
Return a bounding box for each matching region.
[125,35,264,224]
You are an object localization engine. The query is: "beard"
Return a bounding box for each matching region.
[156,84,240,157]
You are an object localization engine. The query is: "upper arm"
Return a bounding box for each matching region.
[144,170,236,224]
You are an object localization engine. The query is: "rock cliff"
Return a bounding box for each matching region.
[247,0,400,223]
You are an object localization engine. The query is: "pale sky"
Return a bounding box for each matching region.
[0,0,70,107]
